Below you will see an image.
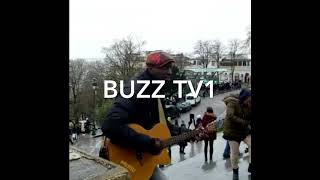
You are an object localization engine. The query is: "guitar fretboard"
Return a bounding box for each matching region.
[163,129,202,147]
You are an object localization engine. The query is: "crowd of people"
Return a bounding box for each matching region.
[200,79,243,98]
[69,117,95,144]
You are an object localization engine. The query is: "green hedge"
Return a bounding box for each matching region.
[94,99,114,126]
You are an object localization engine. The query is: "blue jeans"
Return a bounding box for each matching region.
[223,140,230,157]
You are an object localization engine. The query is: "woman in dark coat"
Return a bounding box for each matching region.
[201,107,217,162]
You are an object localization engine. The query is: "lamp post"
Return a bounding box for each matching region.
[92,78,97,136]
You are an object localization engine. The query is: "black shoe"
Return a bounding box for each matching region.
[233,168,239,180]
[248,163,252,173]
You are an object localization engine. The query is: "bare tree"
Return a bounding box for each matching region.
[173,53,190,70]
[69,59,87,124]
[240,25,251,55]
[211,39,225,68]
[194,40,213,68]
[82,60,108,111]
[69,59,119,126]
[102,36,146,81]
[245,25,251,54]
[228,39,242,83]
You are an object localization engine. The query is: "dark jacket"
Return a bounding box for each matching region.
[222,95,251,142]
[195,118,202,129]
[179,123,188,147]
[101,70,182,153]
[201,112,217,140]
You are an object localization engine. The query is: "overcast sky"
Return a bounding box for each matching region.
[70,0,251,59]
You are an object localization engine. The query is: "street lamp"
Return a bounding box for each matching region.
[92,78,97,136]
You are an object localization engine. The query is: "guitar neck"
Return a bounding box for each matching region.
[163,129,201,147]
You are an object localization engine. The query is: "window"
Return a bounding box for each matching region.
[243,61,247,66]
[193,60,196,65]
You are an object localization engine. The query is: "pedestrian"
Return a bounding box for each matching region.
[223,89,252,180]
[175,119,179,126]
[179,120,188,154]
[201,107,217,162]
[195,114,202,129]
[79,118,86,133]
[201,83,206,97]
[69,121,74,144]
[188,113,195,129]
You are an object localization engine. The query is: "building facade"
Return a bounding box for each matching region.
[185,54,251,83]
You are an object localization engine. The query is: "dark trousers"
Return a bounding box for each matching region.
[179,145,186,153]
[204,139,214,160]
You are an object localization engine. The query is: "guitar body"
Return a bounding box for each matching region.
[107,123,171,180]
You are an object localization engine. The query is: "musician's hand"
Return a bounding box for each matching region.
[149,138,164,155]
[194,127,209,141]
[207,121,217,133]
[154,138,163,148]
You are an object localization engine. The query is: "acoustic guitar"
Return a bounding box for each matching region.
[106,122,215,180]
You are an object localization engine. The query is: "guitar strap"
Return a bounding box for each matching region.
[157,98,172,164]
[157,98,171,137]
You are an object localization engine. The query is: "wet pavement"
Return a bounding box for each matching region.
[72,90,251,180]
[72,130,103,157]
[162,132,250,180]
